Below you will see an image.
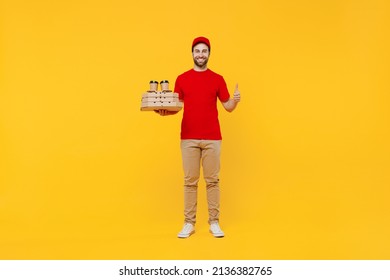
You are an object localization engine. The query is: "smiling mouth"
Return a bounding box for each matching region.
[194,57,207,67]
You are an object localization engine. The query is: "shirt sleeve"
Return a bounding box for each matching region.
[174,76,184,101]
[218,76,230,103]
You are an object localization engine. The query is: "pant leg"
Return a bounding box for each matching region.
[181,140,201,225]
[201,140,221,224]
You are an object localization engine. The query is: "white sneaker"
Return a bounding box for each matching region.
[177,223,195,238]
[209,222,225,238]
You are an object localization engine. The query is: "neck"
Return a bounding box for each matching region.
[193,64,208,72]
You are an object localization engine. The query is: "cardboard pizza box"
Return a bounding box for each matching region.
[141,91,180,99]
[142,96,180,102]
[140,90,183,111]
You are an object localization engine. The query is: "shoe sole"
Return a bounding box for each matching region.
[177,230,195,238]
[209,230,224,238]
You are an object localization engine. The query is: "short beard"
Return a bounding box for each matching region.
[193,57,208,68]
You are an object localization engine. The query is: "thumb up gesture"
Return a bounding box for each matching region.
[233,83,241,103]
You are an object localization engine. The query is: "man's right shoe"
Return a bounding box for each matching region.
[177,223,195,238]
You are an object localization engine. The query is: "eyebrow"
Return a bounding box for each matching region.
[194,48,208,52]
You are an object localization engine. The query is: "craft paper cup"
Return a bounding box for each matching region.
[160,80,169,91]
[149,80,158,91]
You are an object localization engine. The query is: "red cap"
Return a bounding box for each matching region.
[192,36,210,51]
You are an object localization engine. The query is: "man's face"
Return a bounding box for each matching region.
[192,43,210,68]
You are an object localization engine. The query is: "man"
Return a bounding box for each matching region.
[156,36,241,238]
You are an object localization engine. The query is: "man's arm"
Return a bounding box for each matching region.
[222,84,241,112]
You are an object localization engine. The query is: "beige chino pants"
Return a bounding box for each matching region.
[180,139,221,225]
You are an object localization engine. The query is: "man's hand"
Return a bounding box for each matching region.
[154,109,169,116]
[154,109,178,116]
[233,83,241,103]
[222,83,241,112]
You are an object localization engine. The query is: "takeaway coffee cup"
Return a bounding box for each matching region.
[160,80,169,91]
[149,80,158,92]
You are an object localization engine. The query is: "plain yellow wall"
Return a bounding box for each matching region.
[1,0,389,259]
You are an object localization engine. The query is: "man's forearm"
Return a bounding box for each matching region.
[223,98,238,112]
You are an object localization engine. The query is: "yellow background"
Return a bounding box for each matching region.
[1,0,389,259]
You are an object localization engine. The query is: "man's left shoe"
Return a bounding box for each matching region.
[209,222,225,238]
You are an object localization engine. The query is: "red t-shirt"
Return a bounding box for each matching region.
[174,69,230,140]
